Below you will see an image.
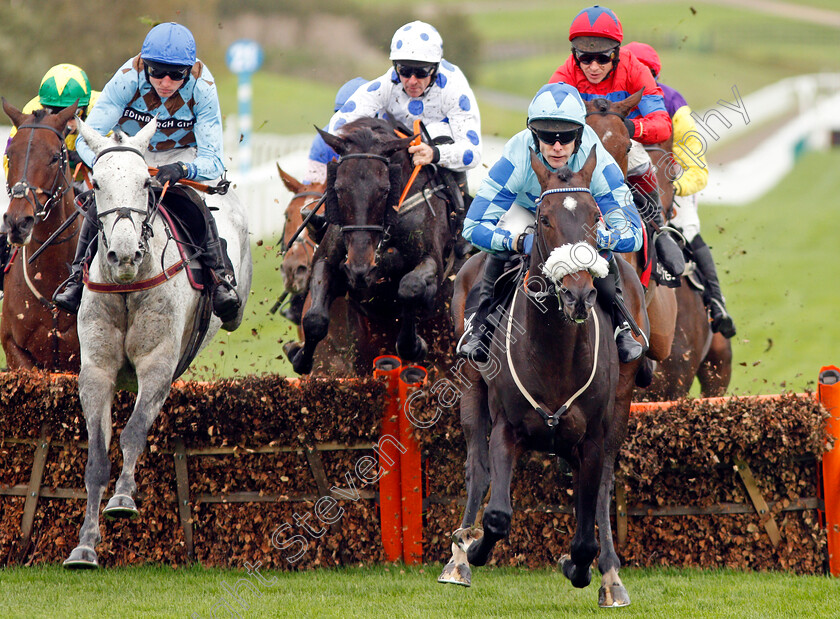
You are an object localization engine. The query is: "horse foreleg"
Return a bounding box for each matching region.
[561,435,602,590]
[439,363,489,587]
[106,357,175,519]
[395,256,438,361]
[698,332,732,397]
[467,415,515,567]
[285,258,334,375]
[64,364,118,569]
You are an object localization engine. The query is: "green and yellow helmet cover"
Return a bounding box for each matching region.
[38,63,91,109]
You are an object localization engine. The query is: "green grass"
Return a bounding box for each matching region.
[0,564,836,618]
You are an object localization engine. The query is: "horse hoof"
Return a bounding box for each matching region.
[437,560,472,587]
[63,545,99,569]
[103,494,139,520]
[283,341,313,375]
[560,554,592,589]
[397,335,428,363]
[599,584,631,608]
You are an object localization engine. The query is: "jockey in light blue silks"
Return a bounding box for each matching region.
[54,22,240,323]
[458,82,647,364]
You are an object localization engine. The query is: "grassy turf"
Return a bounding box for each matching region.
[0,564,836,618]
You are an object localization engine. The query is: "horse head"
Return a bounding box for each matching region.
[76,117,158,283]
[584,89,643,177]
[278,164,321,296]
[317,119,415,289]
[529,146,609,323]
[2,98,77,244]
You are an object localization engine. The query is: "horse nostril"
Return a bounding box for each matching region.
[106,250,119,266]
[134,250,143,265]
[21,216,35,233]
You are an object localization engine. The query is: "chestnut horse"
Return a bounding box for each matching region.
[277,164,320,324]
[1,100,81,371]
[439,148,648,608]
[584,91,677,365]
[283,118,457,375]
[642,142,732,398]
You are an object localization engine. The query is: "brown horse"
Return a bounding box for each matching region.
[584,92,677,364]
[277,164,321,324]
[641,142,732,399]
[1,100,81,371]
[283,117,457,375]
[439,148,648,608]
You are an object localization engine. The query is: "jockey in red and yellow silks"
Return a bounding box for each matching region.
[624,40,736,338]
[548,5,684,282]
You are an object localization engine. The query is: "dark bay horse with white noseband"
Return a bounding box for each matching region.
[283,117,456,375]
[1,100,81,370]
[439,148,647,608]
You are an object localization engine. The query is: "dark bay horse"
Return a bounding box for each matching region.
[584,91,677,366]
[642,141,732,399]
[1,100,81,371]
[283,118,456,375]
[439,148,648,608]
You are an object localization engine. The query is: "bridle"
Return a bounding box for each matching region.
[333,152,392,235]
[89,145,158,254]
[6,122,72,221]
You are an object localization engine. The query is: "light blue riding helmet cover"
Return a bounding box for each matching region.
[141,22,197,66]
[527,83,586,126]
[334,77,368,112]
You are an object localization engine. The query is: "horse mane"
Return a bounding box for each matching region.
[555,166,574,183]
[339,117,403,155]
[592,98,611,113]
[32,108,50,121]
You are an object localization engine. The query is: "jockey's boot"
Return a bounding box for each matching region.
[457,255,507,363]
[594,256,646,364]
[629,169,685,278]
[201,211,242,324]
[0,233,10,294]
[690,235,736,338]
[52,205,99,314]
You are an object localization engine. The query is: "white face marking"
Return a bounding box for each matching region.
[603,130,613,140]
[563,196,578,212]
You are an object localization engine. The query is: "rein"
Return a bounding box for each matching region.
[506,185,603,429]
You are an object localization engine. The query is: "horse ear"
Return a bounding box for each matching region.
[54,102,79,128]
[579,145,598,186]
[277,164,304,194]
[613,88,644,118]
[131,118,158,151]
[381,134,417,159]
[529,148,553,188]
[76,116,111,157]
[2,98,26,128]
[316,125,347,157]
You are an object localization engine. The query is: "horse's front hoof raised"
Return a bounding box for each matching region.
[397,335,428,363]
[599,584,631,608]
[103,494,139,520]
[283,341,313,375]
[560,554,592,589]
[63,545,99,569]
[437,559,471,586]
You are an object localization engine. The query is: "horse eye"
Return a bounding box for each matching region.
[539,215,551,226]
[92,179,100,190]
[50,153,61,165]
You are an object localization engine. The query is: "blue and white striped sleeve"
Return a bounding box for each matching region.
[463,155,522,254]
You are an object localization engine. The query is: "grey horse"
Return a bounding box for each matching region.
[63,118,252,568]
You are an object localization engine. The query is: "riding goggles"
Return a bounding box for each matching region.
[393,63,436,79]
[529,126,581,146]
[574,49,617,66]
[145,62,190,81]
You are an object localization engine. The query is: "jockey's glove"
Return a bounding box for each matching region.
[68,149,83,168]
[156,162,189,187]
[514,232,534,255]
[623,118,636,139]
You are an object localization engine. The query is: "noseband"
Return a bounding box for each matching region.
[6,122,72,221]
[90,145,157,252]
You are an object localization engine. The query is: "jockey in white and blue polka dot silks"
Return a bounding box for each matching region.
[464,83,642,258]
[325,21,481,175]
[75,23,224,182]
[458,82,647,366]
